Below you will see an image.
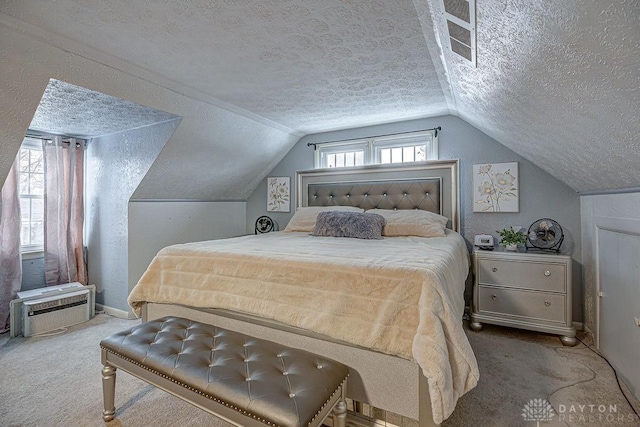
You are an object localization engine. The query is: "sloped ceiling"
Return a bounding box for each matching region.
[1,0,638,194]
[424,0,640,193]
[31,79,179,138]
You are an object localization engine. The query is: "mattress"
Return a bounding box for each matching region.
[128,230,479,423]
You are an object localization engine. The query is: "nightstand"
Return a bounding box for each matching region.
[470,249,577,346]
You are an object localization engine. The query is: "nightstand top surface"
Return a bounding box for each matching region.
[473,248,571,262]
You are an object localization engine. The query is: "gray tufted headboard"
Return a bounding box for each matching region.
[296,160,460,231]
[307,179,441,213]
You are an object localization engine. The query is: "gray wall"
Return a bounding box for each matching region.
[128,201,247,305]
[86,120,179,311]
[247,115,583,321]
[20,257,45,291]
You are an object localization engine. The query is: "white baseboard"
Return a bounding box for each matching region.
[96,304,138,320]
[583,323,596,345]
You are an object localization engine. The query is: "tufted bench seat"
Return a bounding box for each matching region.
[100,316,348,427]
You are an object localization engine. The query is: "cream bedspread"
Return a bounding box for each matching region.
[128,230,479,423]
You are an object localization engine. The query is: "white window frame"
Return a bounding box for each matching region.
[314,139,368,169]
[314,130,438,169]
[18,137,45,254]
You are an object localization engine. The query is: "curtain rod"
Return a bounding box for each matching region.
[25,132,87,142]
[25,134,88,149]
[306,127,441,148]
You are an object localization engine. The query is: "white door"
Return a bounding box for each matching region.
[598,228,640,400]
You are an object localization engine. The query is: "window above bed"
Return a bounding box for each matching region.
[314,130,438,169]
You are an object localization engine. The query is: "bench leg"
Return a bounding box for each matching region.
[333,399,347,427]
[102,365,117,422]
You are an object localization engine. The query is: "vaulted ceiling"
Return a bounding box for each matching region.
[31,79,179,138]
[1,0,638,193]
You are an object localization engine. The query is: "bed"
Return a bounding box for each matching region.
[128,161,479,426]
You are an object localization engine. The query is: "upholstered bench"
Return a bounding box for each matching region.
[100,316,348,427]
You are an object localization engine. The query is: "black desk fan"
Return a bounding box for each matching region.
[255,216,276,234]
[526,218,564,253]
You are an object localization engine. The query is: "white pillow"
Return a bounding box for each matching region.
[366,209,448,237]
[284,206,364,232]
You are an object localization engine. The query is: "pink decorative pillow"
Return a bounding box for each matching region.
[366,209,448,237]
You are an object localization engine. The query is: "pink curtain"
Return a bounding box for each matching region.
[44,136,87,286]
[0,162,22,332]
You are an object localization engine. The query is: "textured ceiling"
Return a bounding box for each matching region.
[426,0,640,193]
[0,0,447,134]
[1,0,638,193]
[31,80,179,138]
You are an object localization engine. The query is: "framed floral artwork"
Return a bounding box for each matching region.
[267,176,290,212]
[473,162,519,212]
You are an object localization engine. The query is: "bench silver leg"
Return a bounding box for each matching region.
[102,365,116,422]
[333,399,347,427]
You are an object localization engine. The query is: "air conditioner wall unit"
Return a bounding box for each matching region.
[22,289,90,337]
[10,283,96,337]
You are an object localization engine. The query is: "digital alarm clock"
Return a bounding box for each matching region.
[474,234,494,250]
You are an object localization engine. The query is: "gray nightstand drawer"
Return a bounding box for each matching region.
[472,250,575,345]
[477,286,566,323]
[477,259,566,293]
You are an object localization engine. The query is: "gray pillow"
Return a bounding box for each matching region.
[312,211,386,240]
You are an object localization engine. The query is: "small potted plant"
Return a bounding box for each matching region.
[497,227,527,251]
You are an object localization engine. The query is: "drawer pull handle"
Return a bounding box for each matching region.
[544,301,551,306]
[491,267,497,272]
[544,270,551,277]
[492,294,497,300]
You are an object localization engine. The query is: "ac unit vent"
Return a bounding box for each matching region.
[441,0,477,66]
[26,293,87,316]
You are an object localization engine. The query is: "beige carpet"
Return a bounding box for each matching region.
[0,314,638,427]
[444,325,640,427]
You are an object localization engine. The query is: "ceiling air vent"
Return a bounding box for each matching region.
[441,0,476,66]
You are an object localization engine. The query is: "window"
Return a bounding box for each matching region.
[314,130,438,169]
[18,138,44,252]
[317,140,367,169]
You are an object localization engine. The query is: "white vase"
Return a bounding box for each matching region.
[505,243,517,251]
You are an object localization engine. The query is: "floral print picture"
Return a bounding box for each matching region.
[267,177,290,212]
[473,162,519,212]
